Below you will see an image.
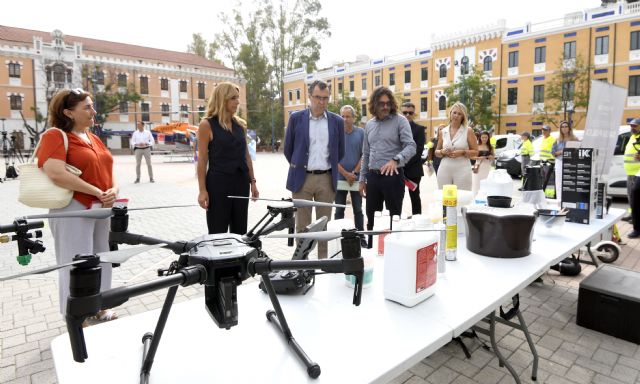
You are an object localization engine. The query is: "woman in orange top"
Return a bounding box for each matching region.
[37,88,118,321]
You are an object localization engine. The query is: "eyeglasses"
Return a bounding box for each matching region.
[377,101,391,107]
[402,111,414,116]
[70,88,85,95]
[312,95,330,102]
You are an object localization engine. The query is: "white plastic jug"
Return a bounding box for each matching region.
[383,221,438,307]
[485,169,513,198]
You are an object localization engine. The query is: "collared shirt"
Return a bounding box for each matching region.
[359,114,416,181]
[131,129,155,148]
[307,111,330,170]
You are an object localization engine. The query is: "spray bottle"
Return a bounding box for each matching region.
[443,185,457,261]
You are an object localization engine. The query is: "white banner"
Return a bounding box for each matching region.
[581,80,626,178]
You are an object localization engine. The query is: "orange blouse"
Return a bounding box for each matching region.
[37,128,114,208]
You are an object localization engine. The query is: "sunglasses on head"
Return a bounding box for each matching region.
[402,111,414,116]
[70,88,85,95]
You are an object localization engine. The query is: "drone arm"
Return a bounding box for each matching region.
[109,231,193,255]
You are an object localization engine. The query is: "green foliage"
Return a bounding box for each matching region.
[532,55,592,129]
[187,33,221,62]
[444,65,497,131]
[327,93,362,123]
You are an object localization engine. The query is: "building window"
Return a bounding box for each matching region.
[288,91,292,102]
[140,76,149,95]
[361,103,367,117]
[562,81,575,101]
[533,85,544,103]
[420,97,428,112]
[374,75,381,87]
[483,56,492,72]
[9,95,22,110]
[439,64,447,79]
[595,36,609,55]
[438,95,446,111]
[349,80,354,92]
[117,73,127,87]
[631,31,640,51]
[160,78,169,91]
[508,51,519,68]
[564,41,577,60]
[53,64,66,84]
[460,56,469,75]
[141,103,150,122]
[8,62,20,78]
[296,89,300,100]
[180,105,189,118]
[198,83,206,99]
[389,73,395,86]
[629,75,640,96]
[404,70,411,83]
[179,80,187,93]
[421,68,428,81]
[361,78,367,91]
[119,101,128,113]
[96,71,105,85]
[161,103,170,116]
[338,82,343,94]
[534,46,546,64]
[507,87,518,105]
[198,106,205,119]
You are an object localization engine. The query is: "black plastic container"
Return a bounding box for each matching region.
[577,265,640,344]
[487,196,512,208]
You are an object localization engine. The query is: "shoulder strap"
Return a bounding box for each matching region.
[29,128,69,163]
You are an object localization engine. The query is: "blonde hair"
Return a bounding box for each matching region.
[558,120,578,142]
[448,102,468,127]
[204,82,245,131]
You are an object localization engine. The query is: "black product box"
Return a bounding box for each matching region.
[577,265,640,344]
[561,148,596,224]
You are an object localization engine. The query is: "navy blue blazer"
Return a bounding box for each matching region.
[284,109,345,193]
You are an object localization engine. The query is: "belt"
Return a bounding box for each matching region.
[306,168,331,174]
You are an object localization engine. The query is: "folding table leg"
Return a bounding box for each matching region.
[488,311,521,384]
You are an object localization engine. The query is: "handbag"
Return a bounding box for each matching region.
[17,128,82,209]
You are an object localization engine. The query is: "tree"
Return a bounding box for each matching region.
[187,33,220,62]
[532,55,592,129]
[444,65,497,131]
[327,93,362,123]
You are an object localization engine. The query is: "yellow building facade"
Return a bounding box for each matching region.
[0,26,245,150]
[284,2,640,138]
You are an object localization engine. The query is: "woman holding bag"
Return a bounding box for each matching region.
[37,88,118,321]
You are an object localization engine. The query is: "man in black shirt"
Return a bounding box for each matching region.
[401,102,426,215]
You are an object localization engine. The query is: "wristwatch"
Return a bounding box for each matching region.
[392,156,400,163]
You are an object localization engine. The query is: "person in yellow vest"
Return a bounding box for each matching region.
[519,131,533,177]
[539,125,557,198]
[623,118,640,230]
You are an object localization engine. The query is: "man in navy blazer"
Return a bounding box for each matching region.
[284,80,345,259]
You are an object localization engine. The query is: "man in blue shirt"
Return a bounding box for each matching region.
[335,105,366,246]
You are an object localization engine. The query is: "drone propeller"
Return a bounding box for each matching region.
[227,196,346,209]
[0,243,166,282]
[267,229,442,242]
[19,204,198,220]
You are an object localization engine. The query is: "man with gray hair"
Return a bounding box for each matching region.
[335,105,366,246]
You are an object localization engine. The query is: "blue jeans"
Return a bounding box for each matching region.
[334,189,364,230]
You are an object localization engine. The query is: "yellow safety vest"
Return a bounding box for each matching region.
[490,136,497,147]
[520,140,533,156]
[540,136,556,161]
[426,141,434,149]
[624,132,640,176]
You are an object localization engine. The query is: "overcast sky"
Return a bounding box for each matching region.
[1,0,603,69]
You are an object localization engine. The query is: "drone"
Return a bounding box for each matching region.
[0,197,370,381]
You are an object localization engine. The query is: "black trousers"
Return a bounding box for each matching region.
[406,175,422,215]
[206,170,250,235]
[633,176,640,230]
[365,171,405,231]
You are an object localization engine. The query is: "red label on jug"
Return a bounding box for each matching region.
[416,243,437,293]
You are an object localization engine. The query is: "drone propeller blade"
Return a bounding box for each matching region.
[128,204,198,212]
[267,232,343,241]
[0,260,85,282]
[227,196,346,209]
[22,208,113,220]
[96,243,167,264]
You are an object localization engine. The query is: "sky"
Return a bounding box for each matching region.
[1,0,604,69]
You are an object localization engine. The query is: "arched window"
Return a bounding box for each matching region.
[438,95,446,111]
[483,56,493,72]
[439,64,447,79]
[460,56,469,75]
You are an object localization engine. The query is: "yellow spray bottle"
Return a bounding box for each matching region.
[443,184,457,261]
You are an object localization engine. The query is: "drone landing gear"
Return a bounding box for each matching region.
[140,285,179,384]
[260,273,321,378]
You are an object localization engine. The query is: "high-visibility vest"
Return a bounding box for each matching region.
[520,140,533,156]
[426,141,434,150]
[624,133,640,176]
[540,136,556,161]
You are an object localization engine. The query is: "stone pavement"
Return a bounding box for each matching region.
[0,152,639,384]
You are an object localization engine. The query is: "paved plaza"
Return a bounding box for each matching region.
[1,152,640,384]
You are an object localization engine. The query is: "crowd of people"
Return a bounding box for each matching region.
[33,83,640,327]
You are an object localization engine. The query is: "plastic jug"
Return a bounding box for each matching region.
[383,220,438,307]
[485,169,513,198]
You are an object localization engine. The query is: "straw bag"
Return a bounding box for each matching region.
[17,128,82,209]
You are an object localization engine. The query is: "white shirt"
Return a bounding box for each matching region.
[131,129,154,148]
[307,111,331,171]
